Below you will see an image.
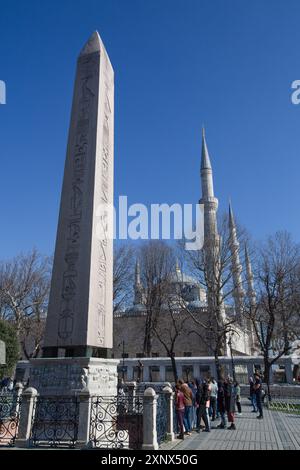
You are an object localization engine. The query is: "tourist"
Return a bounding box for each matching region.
[209,377,218,421]
[253,372,263,419]
[224,376,236,430]
[175,383,185,439]
[249,376,257,412]
[7,377,14,392]
[194,379,202,431]
[234,381,242,415]
[195,379,210,432]
[188,379,198,430]
[216,379,227,429]
[0,376,9,392]
[137,360,144,383]
[178,379,193,435]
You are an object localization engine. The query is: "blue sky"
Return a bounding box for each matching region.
[0,0,300,259]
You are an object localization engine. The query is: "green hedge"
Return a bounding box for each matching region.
[0,320,19,379]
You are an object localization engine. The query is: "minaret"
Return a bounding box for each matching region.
[228,202,245,319]
[175,258,181,274]
[199,128,227,352]
[175,258,183,281]
[244,244,256,353]
[199,128,219,243]
[245,244,256,308]
[133,259,144,306]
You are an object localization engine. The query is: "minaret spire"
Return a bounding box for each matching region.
[245,244,256,308]
[133,259,144,306]
[199,128,218,241]
[244,243,257,353]
[228,201,244,319]
[135,259,141,286]
[229,199,235,228]
[200,127,214,200]
[201,127,212,171]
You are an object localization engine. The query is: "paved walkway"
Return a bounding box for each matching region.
[161,401,300,450]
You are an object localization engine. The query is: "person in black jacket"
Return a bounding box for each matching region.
[254,373,263,419]
[216,379,226,429]
[249,376,257,412]
[195,379,210,432]
[224,377,236,430]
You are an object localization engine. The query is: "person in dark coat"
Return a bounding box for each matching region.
[195,379,210,432]
[249,376,257,412]
[234,381,242,414]
[224,377,236,430]
[216,379,226,429]
[254,372,263,419]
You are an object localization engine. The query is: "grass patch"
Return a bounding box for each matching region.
[268,402,300,414]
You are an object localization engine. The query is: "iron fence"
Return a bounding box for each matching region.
[266,394,300,414]
[89,393,144,449]
[173,402,179,436]
[30,396,79,448]
[156,393,168,445]
[2,386,171,449]
[0,392,22,446]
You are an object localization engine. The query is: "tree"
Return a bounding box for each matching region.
[152,301,189,382]
[138,241,175,357]
[0,319,19,379]
[19,315,46,360]
[113,244,134,313]
[0,249,51,359]
[246,232,300,399]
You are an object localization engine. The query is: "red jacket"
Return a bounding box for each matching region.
[176,390,185,410]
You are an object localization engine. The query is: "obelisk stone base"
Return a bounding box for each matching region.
[29,357,119,396]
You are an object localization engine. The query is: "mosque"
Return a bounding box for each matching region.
[113,130,257,360]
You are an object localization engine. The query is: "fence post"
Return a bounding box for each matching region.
[14,382,23,416]
[142,387,158,450]
[15,387,38,448]
[162,385,175,441]
[76,390,92,448]
[126,381,137,413]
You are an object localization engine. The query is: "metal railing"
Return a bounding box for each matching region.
[0,391,22,446]
[30,396,79,448]
[89,393,144,449]
[156,393,168,445]
[266,394,300,414]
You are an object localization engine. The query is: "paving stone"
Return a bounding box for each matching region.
[161,399,300,450]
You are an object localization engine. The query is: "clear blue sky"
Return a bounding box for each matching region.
[0,0,300,259]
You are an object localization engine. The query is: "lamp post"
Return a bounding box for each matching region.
[228,333,236,382]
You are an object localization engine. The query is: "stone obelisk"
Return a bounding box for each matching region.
[29,32,118,396]
[43,31,114,358]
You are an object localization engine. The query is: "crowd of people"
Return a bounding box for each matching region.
[174,372,264,439]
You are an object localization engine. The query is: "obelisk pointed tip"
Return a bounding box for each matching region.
[80,31,102,56]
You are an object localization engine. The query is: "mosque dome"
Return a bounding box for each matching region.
[125,303,146,316]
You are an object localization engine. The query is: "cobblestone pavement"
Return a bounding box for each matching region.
[161,400,300,450]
